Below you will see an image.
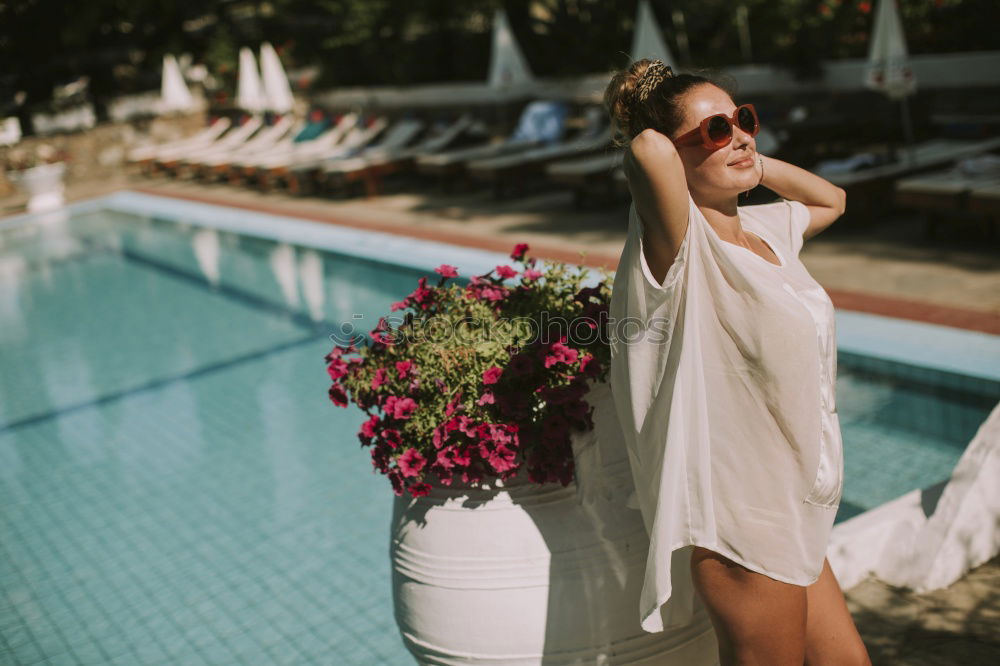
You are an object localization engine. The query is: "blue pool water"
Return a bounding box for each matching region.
[1,195,998,665]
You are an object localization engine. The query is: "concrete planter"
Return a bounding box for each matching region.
[9,162,66,212]
[390,381,719,665]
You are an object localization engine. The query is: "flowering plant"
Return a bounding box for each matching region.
[325,243,613,498]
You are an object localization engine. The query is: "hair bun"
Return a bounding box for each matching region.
[634,60,674,103]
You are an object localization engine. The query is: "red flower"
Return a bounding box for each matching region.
[407,482,432,497]
[435,264,458,278]
[371,368,388,390]
[477,391,495,406]
[482,366,503,385]
[486,444,518,473]
[399,448,427,477]
[380,428,402,450]
[522,268,542,281]
[544,340,579,368]
[395,360,413,379]
[495,265,517,279]
[328,384,348,407]
[326,357,349,381]
[360,414,379,439]
[858,0,871,12]
[510,243,530,262]
[385,395,418,420]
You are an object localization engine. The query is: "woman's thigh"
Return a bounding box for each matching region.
[689,545,807,666]
[804,558,872,666]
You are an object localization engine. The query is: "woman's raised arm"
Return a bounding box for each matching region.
[624,129,691,285]
[757,155,847,241]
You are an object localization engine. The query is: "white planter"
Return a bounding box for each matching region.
[9,162,66,212]
[390,382,719,665]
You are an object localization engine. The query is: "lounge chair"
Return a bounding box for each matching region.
[183,115,297,180]
[319,117,429,195]
[545,151,624,207]
[128,116,232,167]
[226,111,332,184]
[816,137,1000,188]
[467,107,612,197]
[284,115,391,194]
[320,113,477,198]
[415,100,569,178]
[815,136,1000,222]
[248,112,361,191]
[154,115,264,174]
[894,154,1000,238]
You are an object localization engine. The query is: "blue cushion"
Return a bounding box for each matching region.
[510,101,568,145]
[293,118,331,143]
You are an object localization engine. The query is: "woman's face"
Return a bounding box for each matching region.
[670,83,758,199]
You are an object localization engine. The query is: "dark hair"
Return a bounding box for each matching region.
[603,59,738,147]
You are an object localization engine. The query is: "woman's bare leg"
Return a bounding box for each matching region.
[690,545,807,666]
[804,558,872,665]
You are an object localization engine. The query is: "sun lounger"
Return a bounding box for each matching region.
[184,115,297,179]
[249,112,361,190]
[467,108,612,197]
[894,155,1000,238]
[817,137,1000,188]
[545,151,624,207]
[128,117,232,166]
[415,100,569,178]
[155,115,264,173]
[319,113,478,198]
[284,116,391,194]
[319,117,428,194]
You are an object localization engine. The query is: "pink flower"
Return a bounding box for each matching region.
[522,269,542,281]
[544,340,579,368]
[326,357,349,381]
[395,360,413,379]
[360,414,379,439]
[385,396,418,420]
[328,384,348,407]
[510,243,529,262]
[380,428,402,450]
[399,448,427,478]
[495,265,517,279]
[477,391,495,406]
[407,482,432,497]
[486,444,518,473]
[371,368,388,390]
[482,366,503,385]
[435,264,458,278]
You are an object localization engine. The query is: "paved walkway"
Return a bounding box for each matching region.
[3,172,999,663]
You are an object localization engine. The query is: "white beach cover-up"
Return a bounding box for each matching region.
[608,192,844,633]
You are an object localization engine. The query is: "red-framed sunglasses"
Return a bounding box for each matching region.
[672,104,760,150]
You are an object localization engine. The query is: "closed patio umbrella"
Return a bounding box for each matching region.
[237,46,266,114]
[865,0,917,163]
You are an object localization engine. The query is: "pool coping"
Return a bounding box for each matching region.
[5,190,1000,384]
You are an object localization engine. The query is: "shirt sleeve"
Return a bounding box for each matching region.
[784,199,811,256]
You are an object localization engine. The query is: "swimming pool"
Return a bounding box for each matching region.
[1,192,997,665]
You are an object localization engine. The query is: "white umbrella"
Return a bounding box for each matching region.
[865,0,917,162]
[630,0,678,69]
[237,46,266,114]
[488,8,534,90]
[259,42,294,114]
[160,54,194,113]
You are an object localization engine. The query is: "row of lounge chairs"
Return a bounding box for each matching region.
[127,100,617,200]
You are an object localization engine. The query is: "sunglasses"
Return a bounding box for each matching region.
[672,103,760,150]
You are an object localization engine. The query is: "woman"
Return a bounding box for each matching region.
[603,59,872,665]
